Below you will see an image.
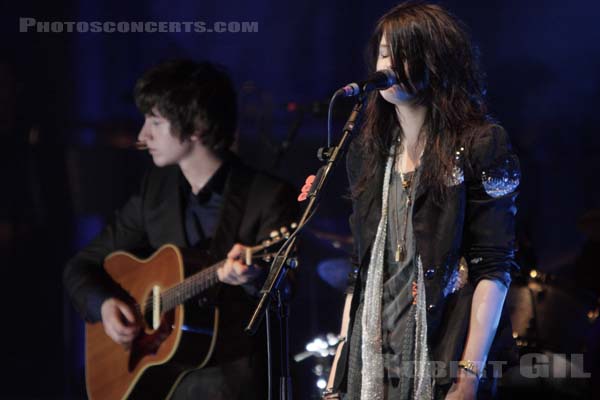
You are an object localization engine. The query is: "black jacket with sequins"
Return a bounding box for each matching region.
[336,124,520,389]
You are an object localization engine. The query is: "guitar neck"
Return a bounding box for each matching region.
[160,262,222,313]
[156,237,283,312]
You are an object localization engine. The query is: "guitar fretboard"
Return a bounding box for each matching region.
[139,234,287,317]
[143,262,221,314]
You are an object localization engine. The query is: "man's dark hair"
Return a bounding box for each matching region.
[134,59,237,152]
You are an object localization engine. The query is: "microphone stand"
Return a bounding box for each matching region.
[245,95,366,400]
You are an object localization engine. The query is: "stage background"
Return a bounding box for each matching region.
[2,0,599,398]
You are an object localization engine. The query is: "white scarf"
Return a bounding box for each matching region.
[360,146,433,400]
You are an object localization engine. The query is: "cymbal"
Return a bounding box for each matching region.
[309,229,353,252]
[317,257,352,291]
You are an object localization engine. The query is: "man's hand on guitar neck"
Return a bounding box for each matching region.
[100,298,141,348]
[217,243,261,286]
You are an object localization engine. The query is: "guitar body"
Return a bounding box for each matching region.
[85,244,219,400]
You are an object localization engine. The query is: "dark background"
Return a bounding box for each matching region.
[1,0,599,398]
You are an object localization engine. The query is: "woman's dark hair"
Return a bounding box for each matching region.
[134,59,237,152]
[354,1,490,199]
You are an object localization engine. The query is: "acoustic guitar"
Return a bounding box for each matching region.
[85,226,293,399]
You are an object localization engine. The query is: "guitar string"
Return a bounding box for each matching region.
[158,249,278,308]
[139,251,279,315]
[155,250,278,304]
[160,263,221,311]
[135,230,288,317]
[141,263,221,314]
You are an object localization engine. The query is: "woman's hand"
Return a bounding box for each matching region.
[445,369,479,400]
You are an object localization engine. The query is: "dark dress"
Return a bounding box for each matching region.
[346,169,419,400]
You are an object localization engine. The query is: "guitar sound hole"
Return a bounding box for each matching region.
[142,308,153,329]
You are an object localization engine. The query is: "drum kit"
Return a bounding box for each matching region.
[506,269,598,355]
[498,211,600,398]
[301,219,600,398]
[499,266,598,399]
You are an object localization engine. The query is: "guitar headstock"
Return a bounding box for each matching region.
[251,222,298,263]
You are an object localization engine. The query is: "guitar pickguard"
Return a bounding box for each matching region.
[128,310,175,372]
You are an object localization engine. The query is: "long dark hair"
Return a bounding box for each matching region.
[354,2,491,199]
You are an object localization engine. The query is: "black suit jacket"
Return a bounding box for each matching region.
[63,155,299,362]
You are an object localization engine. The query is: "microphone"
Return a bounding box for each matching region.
[335,69,398,97]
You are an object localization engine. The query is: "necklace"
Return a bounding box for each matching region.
[393,140,421,263]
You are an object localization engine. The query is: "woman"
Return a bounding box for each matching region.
[325,2,520,399]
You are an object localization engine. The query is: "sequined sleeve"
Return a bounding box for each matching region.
[463,125,520,288]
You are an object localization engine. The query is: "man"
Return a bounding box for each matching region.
[63,59,298,399]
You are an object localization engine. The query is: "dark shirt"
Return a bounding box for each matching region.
[180,162,231,248]
[347,169,418,400]
[381,169,418,399]
[178,160,266,296]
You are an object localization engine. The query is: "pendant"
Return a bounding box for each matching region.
[395,243,406,262]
